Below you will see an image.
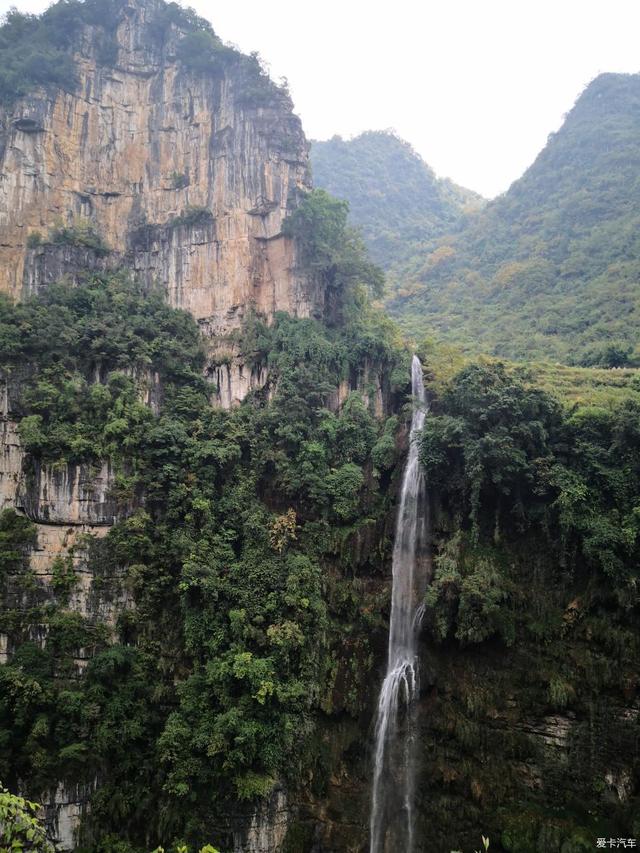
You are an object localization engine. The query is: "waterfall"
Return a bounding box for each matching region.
[370,355,428,853]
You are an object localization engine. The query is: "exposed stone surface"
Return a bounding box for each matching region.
[208,357,271,408]
[23,243,116,297]
[239,787,290,853]
[0,0,322,338]
[17,461,123,526]
[0,417,23,511]
[41,783,94,853]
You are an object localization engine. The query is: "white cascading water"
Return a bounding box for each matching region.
[370,355,428,853]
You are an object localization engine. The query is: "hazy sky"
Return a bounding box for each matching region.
[2,0,639,197]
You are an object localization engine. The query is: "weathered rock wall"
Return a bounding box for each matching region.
[0,0,322,335]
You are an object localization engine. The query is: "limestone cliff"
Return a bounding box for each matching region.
[1,0,321,341]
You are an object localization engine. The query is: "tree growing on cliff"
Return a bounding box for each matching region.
[283,189,385,300]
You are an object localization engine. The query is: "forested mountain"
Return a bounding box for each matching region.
[315,75,640,366]
[1,3,640,853]
[310,131,484,269]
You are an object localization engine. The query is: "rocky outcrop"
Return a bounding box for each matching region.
[241,787,290,853]
[17,461,124,526]
[0,417,23,511]
[23,243,116,297]
[208,356,271,409]
[41,783,94,853]
[209,786,291,853]
[0,0,322,339]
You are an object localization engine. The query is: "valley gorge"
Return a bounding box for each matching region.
[0,3,639,853]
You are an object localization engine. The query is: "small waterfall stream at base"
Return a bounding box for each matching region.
[369,355,428,853]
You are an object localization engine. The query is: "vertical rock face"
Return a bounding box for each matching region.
[0,0,322,335]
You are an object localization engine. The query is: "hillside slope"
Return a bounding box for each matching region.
[386,73,640,364]
[310,131,484,269]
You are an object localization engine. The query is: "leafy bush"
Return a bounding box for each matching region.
[422,360,640,646]
[0,272,205,464]
[167,206,213,228]
[0,785,53,853]
[48,219,110,256]
[169,171,189,190]
[424,533,514,645]
[0,1,127,102]
[175,30,234,76]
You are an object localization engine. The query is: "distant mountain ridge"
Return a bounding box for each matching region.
[310,131,484,269]
[313,74,640,365]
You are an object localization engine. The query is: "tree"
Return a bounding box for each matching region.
[0,784,54,853]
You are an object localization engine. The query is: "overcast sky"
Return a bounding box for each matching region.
[2,0,639,197]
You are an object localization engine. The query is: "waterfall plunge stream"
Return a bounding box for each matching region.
[370,355,428,853]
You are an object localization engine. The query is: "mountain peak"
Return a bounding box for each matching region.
[311,130,484,269]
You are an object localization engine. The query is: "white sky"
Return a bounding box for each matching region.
[2,0,639,197]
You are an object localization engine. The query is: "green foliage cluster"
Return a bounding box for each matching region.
[167,207,213,229]
[0,0,125,102]
[282,189,385,301]
[174,29,236,77]
[310,131,484,269]
[385,73,640,364]
[0,273,406,848]
[150,4,284,107]
[0,273,203,464]
[419,361,640,849]
[169,172,190,191]
[148,2,217,41]
[47,219,110,256]
[0,784,54,853]
[421,361,640,645]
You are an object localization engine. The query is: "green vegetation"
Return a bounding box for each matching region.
[313,79,640,365]
[419,338,640,410]
[0,784,54,853]
[0,510,36,582]
[26,232,43,249]
[0,0,125,101]
[168,207,213,229]
[283,189,385,301]
[0,264,406,847]
[169,172,190,190]
[0,273,202,464]
[0,0,285,109]
[47,219,110,256]
[310,131,484,269]
[25,218,109,254]
[384,73,640,364]
[422,361,640,599]
[419,361,640,847]
[174,28,237,76]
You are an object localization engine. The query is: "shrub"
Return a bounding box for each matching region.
[168,206,213,228]
[0,785,53,853]
[48,218,110,256]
